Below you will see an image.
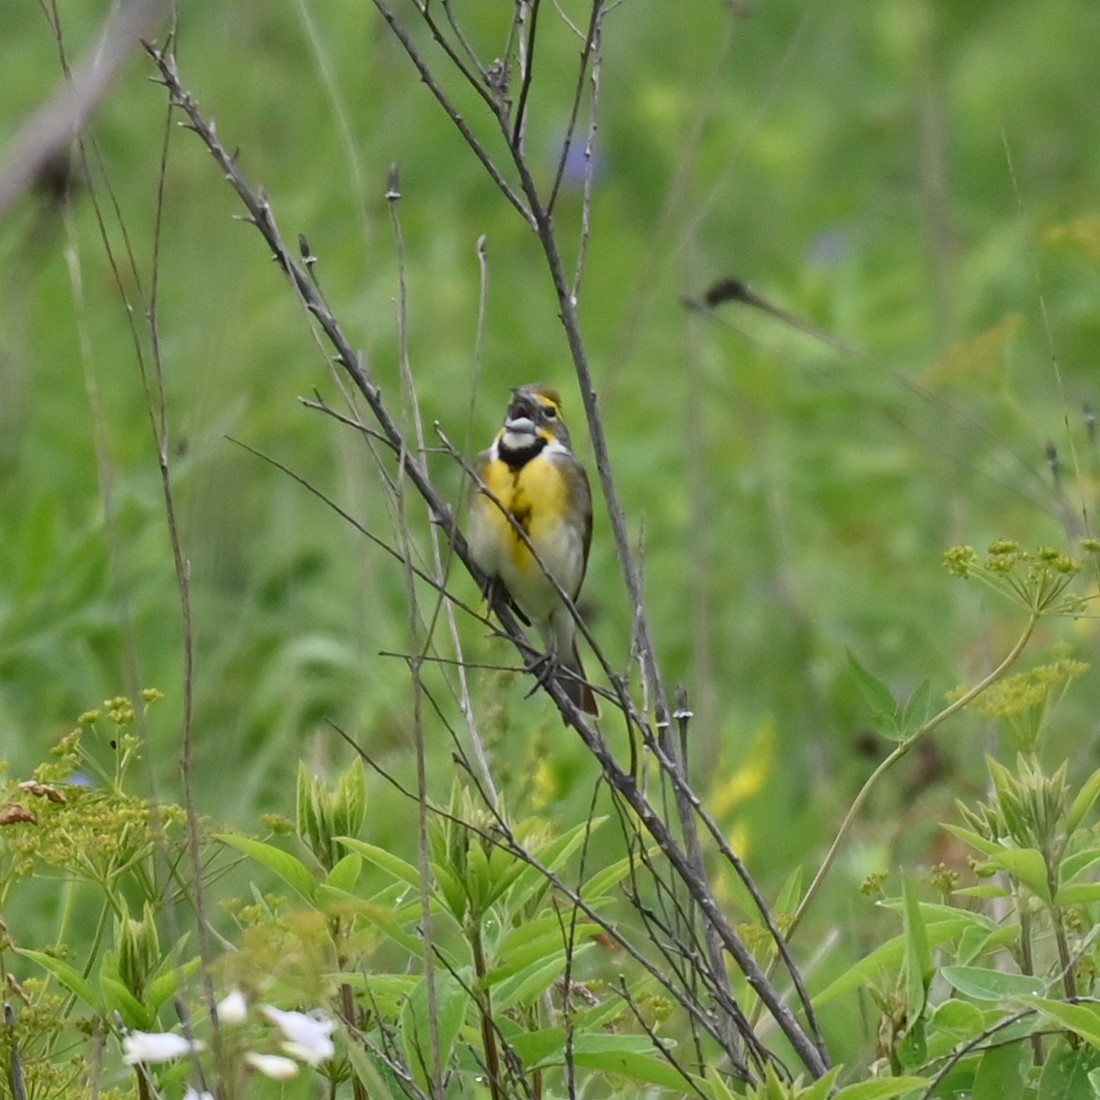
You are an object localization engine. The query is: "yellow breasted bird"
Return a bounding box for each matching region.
[468,384,599,715]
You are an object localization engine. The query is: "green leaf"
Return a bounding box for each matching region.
[970,1036,1025,1100]
[1066,767,1100,833]
[832,1078,930,1099]
[338,838,422,889]
[813,910,988,1007]
[567,1035,700,1092]
[15,949,101,1011]
[493,944,593,1011]
[325,852,362,892]
[847,649,900,735]
[899,678,935,734]
[502,818,605,915]
[942,965,1044,1001]
[954,883,1013,899]
[1053,881,1100,906]
[582,851,643,900]
[217,834,318,901]
[399,971,470,1094]
[1037,1039,1100,1096]
[354,901,433,960]
[343,1040,399,1100]
[1025,997,1100,1048]
[929,998,986,1035]
[902,876,932,1022]
[489,919,602,985]
[942,823,1003,857]
[1060,847,1100,882]
[984,847,1051,901]
[794,1067,844,1100]
[100,975,154,1031]
[144,958,202,1019]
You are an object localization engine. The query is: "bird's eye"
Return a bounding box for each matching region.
[543,405,558,420]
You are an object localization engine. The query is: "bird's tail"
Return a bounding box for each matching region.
[561,640,599,716]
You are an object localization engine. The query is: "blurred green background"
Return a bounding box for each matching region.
[3,0,1100,1062]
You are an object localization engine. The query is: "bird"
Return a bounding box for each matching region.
[468,383,599,715]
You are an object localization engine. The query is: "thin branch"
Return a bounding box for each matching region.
[511,0,542,151]
[547,0,602,215]
[370,0,535,228]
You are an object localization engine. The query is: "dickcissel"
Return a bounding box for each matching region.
[468,383,599,715]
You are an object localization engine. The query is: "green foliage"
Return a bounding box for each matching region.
[6,0,1100,1094]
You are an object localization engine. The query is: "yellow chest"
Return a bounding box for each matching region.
[480,452,570,570]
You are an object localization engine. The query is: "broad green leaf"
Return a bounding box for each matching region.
[899,678,935,734]
[488,922,602,985]
[984,847,1050,901]
[703,1062,745,1099]
[144,958,203,1018]
[1053,881,1100,906]
[493,944,593,1011]
[583,851,648,900]
[335,972,418,1018]
[217,834,317,901]
[897,1017,927,1069]
[847,649,900,735]
[930,998,986,1035]
[355,902,433,960]
[430,860,468,922]
[813,910,988,1007]
[971,1037,1025,1100]
[338,838,422,889]
[792,1066,843,1100]
[942,965,1043,1001]
[16,949,101,1011]
[325,852,362,892]
[343,1040,399,1100]
[1025,997,1100,1048]
[1059,847,1100,882]
[100,975,154,1031]
[502,818,606,914]
[954,883,1013,899]
[1066,767,1100,833]
[942,824,1003,857]
[569,1037,700,1092]
[774,864,805,918]
[1037,1039,1100,1096]
[833,1077,929,1099]
[506,1025,568,1068]
[400,971,470,1094]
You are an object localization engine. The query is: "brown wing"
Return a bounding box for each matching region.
[574,457,594,590]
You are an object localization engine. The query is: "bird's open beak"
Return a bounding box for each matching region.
[504,415,537,435]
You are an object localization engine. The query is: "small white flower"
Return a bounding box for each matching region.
[122,1030,205,1064]
[244,1051,300,1080]
[183,1088,216,1100]
[217,989,248,1026]
[260,1005,336,1066]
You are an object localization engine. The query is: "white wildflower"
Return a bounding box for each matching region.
[217,989,248,1026]
[244,1051,300,1080]
[122,1030,205,1065]
[260,1005,336,1066]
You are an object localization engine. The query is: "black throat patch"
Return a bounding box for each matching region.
[498,434,546,470]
